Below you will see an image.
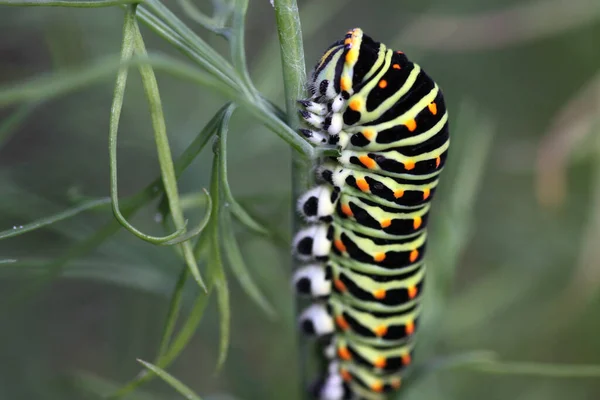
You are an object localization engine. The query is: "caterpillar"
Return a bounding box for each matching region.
[292,28,449,400]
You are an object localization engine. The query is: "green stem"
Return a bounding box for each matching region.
[273,0,311,397]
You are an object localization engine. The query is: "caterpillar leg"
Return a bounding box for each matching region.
[310,362,352,400]
[293,224,332,261]
[299,303,334,336]
[297,184,339,222]
[293,264,331,297]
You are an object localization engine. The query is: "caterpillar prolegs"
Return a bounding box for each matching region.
[292,28,449,400]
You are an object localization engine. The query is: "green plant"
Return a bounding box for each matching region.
[0,0,310,397]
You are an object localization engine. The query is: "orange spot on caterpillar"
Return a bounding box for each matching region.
[413,216,422,230]
[340,368,352,382]
[405,119,417,132]
[345,49,358,64]
[397,50,404,54]
[380,219,391,228]
[401,354,412,366]
[391,378,402,389]
[378,79,388,89]
[334,239,347,253]
[403,160,415,170]
[409,249,419,263]
[408,285,418,299]
[371,381,384,393]
[349,98,362,111]
[394,189,404,199]
[373,289,386,299]
[356,178,370,192]
[338,346,352,360]
[435,156,441,168]
[374,325,388,337]
[374,357,387,369]
[359,155,377,169]
[341,204,353,217]
[341,77,351,92]
[428,102,438,115]
[344,38,352,45]
[373,252,386,262]
[334,279,347,292]
[423,188,430,200]
[362,129,375,141]
[405,320,415,335]
[336,315,350,331]
[392,63,401,69]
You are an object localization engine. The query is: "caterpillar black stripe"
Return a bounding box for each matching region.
[292,28,449,400]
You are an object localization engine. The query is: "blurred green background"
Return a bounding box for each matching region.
[1,0,600,399]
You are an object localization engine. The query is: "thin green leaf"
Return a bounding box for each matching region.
[0,0,139,6]
[156,105,230,221]
[137,359,203,400]
[215,106,274,317]
[109,6,188,245]
[156,268,190,358]
[177,0,231,36]
[132,15,206,290]
[0,197,111,240]
[229,202,269,236]
[212,264,230,372]
[109,285,213,398]
[161,189,212,246]
[158,281,213,367]
[221,212,275,318]
[208,148,230,372]
[178,190,211,212]
[229,0,255,93]
[217,105,269,236]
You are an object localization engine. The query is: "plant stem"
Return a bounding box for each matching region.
[272,0,311,398]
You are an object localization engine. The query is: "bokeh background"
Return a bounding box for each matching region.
[1,0,600,399]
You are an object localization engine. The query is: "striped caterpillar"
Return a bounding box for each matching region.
[292,28,449,400]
